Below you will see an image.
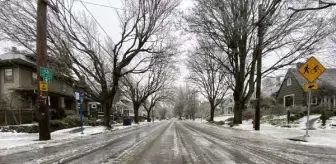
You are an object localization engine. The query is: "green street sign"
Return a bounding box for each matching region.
[40,66,53,83]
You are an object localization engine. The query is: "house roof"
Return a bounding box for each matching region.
[0,52,35,67]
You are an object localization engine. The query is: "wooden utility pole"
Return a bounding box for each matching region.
[36,0,55,140]
[255,5,266,131]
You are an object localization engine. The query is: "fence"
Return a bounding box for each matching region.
[0,109,35,125]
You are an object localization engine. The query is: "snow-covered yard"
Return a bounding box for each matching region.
[0,121,157,150]
[225,115,336,147]
[0,126,108,150]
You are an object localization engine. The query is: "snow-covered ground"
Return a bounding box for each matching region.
[318,116,336,130]
[0,121,158,150]
[226,115,336,147]
[213,115,233,121]
[0,126,107,149]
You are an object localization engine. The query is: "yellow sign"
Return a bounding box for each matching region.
[304,82,318,90]
[39,81,48,92]
[299,56,326,82]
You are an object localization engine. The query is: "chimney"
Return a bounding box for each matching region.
[11,47,17,53]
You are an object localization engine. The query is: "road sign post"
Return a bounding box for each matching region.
[298,56,326,137]
[79,90,85,134]
[305,90,311,137]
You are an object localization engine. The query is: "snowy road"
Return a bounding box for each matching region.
[1,119,336,164]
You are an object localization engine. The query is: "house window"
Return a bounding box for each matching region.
[4,68,14,82]
[287,78,291,86]
[32,72,37,84]
[284,94,294,107]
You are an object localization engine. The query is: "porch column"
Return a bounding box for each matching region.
[328,97,331,110]
[59,97,65,109]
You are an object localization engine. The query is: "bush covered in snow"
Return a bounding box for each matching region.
[0,125,39,133]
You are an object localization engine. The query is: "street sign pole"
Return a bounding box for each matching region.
[298,56,326,137]
[80,100,84,134]
[305,90,311,137]
[78,90,84,134]
[36,0,50,141]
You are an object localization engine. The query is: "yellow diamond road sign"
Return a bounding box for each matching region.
[39,81,48,92]
[304,82,318,90]
[299,56,326,82]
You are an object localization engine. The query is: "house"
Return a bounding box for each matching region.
[0,50,77,110]
[219,96,234,115]
[0,49,79,124]
[276,64,336,109]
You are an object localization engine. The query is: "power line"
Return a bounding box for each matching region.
[78,0,115,44]
[74,0,124,10]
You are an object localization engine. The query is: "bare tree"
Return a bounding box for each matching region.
[0,0,180,127]
[142,91,168,122]
[186,0,332,124]
[121,59,176,123]
[187,45,229,121]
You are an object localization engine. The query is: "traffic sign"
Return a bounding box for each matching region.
[304,82,318,90]
[39,81,48,92]
[298,56,326,82]
[40,67,53,82]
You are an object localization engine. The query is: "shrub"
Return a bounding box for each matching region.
[51,108,67,120]
[4,125,39,133]
[311,105,327,115]
[242,108,255,120]
[289,115,298,122]
[226,117,234,122]
[62,116,82,127]
[288,106,305,114]
[50,120,69,131]
[298,112,305,118]
[262,104,286,116]
[214,121,225,125]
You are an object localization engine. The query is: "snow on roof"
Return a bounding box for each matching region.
[0,52,35,65]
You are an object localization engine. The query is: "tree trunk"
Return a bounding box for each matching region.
[103,99,112,128]
[133,103,140,124]
[103,70,121,128]
[233,100,244,124]
[209,102,215,122]
[147,110,151,122]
